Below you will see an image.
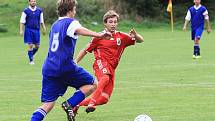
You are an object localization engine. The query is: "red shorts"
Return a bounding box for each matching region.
[93,59,115,97]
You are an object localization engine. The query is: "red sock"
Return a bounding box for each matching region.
[79,98,91,106]
[95,96,109,105]
[88,75,110,106]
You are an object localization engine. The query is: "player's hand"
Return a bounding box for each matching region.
[182,26,187,31]
[207,28,211,34]
[42,28,47,35]
[129,28,137,38]
[42,31,46,35]
[20,31,24,36]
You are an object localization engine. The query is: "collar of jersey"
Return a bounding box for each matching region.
[194,4,201,10]
[28,6,37,11]
[103,29,117,35]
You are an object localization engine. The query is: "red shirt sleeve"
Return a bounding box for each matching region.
[121,32,136,46]
[85,37,100,53]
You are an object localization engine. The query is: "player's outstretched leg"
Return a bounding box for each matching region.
[61,101,75,121]
[95,96,109,105]
[79,98,91,106]
[86,94,109,113]
[85,75,110,113]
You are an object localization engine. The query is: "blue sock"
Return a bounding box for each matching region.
[197,47,200,56]
[31,108,47,121]
[194,45,199,56]
[28,50,34,62]
[67,90,85,107]
[33,48,38,55]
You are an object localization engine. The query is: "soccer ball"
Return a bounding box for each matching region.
[134,114,152,121]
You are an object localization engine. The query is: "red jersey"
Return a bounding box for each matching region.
[85,31,135,69]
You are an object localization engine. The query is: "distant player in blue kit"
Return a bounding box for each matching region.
[30,0,111,121]
[20,0,46,65]
[183,0,211,59]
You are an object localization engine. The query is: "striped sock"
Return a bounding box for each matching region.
[194,45,199,56]
[30,108,47,121]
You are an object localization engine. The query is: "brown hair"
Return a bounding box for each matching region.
[103,10,119,23]
[57,0,77,17]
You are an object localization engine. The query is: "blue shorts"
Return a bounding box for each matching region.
[24,28,40,44]
[191,27,204,40]
[41,66,95,102]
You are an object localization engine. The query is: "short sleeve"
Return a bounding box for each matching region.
[20,12,26,23]
[203,9,209,20]
[185,10,191,21]
[40,12,44,23]
[67,20,82,39]
[203,10,208,16]
[121,32,135,46]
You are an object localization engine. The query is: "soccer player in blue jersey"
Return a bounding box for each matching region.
[20,0,46,65]
[30,0,111,121]
[183,0,211,59]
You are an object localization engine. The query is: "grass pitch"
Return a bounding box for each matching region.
[0,29,215,121]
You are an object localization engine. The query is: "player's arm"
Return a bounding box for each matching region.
[76,27,111,39]
[20,12,26,36]
[205,19,211,33]
[183,10,191,31]
[204,12,211,33]
[68,20,111,39]
[183,20,189,31]
[40,22,47,35]
[129,28,144,43]
[75,49,88,64]
[20,23,25,36]
[75,36,97,64]
[75,41,95,64]
[40,13,47,35]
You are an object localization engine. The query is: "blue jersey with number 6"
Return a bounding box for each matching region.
[42,17,81,77]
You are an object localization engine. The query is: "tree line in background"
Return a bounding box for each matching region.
[0,0,214,33]
[41,0,215,24]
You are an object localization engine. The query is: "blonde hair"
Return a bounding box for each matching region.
[103,10,119,23]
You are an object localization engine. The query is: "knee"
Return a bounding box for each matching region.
[101,75,110,82]
[98,75,110,88]
[194,39,200,44]
[28,44,34,50]
[80,80,98,96]
[35,44,40,49]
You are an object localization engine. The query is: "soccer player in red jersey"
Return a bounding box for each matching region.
[75,10,144,113]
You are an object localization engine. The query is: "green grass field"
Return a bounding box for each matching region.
[0,29,215,121]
